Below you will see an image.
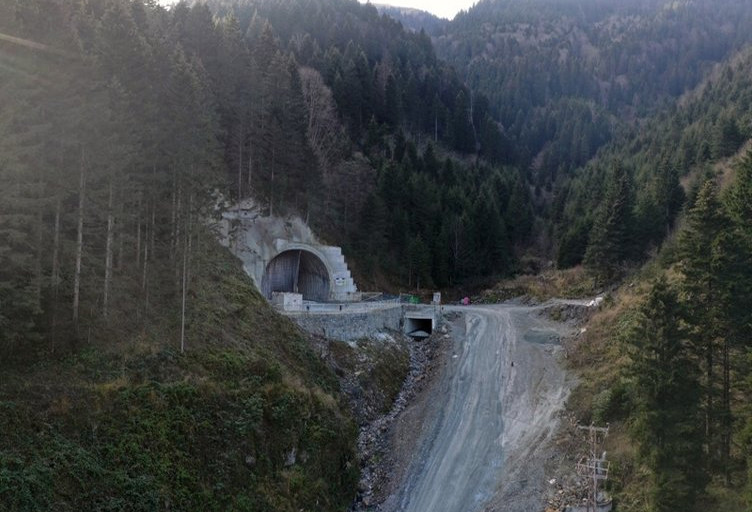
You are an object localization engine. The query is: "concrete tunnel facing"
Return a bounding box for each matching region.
[261,249,331,302]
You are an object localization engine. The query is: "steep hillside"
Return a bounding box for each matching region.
[0,237,359,511]
[0,0,526,350]
[198,0,527,286]
[433,0,752,185]
[471,28,752,509]
[564,153,752,509]
[5,0,752,508]
[553,43,752,273]
[555,52,752,508]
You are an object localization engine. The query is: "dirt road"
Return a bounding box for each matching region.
[380,303,575,512]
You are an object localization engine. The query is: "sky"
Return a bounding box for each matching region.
[360,0,477,20]
[156,0,477,21]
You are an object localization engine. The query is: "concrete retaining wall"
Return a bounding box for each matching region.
[287,305,403,342]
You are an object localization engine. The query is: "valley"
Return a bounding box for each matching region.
[3,0,752,510]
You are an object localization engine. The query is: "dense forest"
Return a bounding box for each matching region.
[0,1,364,509]
[201,0,528,287]
[563,43,752,509]
[390,0,752,509]
[0,0,525,350]
[552,39,752,275]
[428,0,752,182]
[566,149,752,511]
[0,0,529,508]
[378,0,752,270]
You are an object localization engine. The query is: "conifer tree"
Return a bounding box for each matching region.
[626,278,707,511]
[584,162,634,280]
[719,151,752,479]
[678,179,726,461]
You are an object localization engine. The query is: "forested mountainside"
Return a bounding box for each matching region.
[553,45,752,272]
[0,0,525,350]
[5,0,752,509]
[565,152,752,511]
[377,0,752,508]
[0,1,361,509]
[0,0,526,508]
[374,5,447,33]
[626,156,752,510]
[426,0,752,186]
[201,0,528,286]
[555,40,752,509]
[5,0,752,346]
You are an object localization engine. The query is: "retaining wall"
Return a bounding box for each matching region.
[287,305,403,342]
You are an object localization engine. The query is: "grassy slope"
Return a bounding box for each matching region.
[0,241,358,511]
[474,260,748,509]
[565,259,747,510]
[472,266,600,304]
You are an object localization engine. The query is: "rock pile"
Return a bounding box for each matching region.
[350,328,445,510]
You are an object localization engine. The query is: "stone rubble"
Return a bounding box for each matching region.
[349,326,444,511]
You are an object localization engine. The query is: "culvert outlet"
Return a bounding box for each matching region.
[404,316,434,339]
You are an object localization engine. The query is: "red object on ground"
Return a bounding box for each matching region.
[461,297,470,305]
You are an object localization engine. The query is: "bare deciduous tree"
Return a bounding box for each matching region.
[299,66,346,174]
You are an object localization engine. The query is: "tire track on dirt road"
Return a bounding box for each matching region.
[382,303,574,512]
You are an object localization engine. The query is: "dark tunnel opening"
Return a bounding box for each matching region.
[262,250,331,302]
[404,317,434,338]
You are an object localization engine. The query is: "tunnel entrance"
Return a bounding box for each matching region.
[262,249,331,302]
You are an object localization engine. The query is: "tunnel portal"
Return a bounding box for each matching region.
[262,249,331,302]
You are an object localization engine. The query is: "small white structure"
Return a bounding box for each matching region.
[271,292,303,312]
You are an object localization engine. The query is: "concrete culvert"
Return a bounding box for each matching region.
[262,249,331,302]
[405,317,433,338]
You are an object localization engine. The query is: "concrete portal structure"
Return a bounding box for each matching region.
[263,249,331,302]
[216,199,358,302]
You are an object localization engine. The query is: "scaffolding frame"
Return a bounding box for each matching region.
[575,424,610,512]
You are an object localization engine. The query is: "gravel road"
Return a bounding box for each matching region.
[380,303,575,512]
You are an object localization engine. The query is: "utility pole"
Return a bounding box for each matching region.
[576,424,610,512]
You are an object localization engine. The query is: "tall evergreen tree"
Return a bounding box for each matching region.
[626,278,707,511]
[583,162,634,280]
[678,179,726,464]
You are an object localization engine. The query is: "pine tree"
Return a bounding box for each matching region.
[711,111,742,159]
[407,234,431,290]
[584,162,634,281]
[719,150,752,481]
[452,90,474,153]
[0,138,42,348]
[626,278,707,511]
[678,179,726,464]
[556,217,591,268]
[505,174,533,245]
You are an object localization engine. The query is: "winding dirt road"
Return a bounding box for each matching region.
[382,303,575,512]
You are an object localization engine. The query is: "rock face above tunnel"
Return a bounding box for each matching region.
[216,199,358,302]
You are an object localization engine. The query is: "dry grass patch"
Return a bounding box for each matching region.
[476,266,599,303]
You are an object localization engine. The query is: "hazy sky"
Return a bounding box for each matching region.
[360,1,477,20]
[156,1,476,21]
